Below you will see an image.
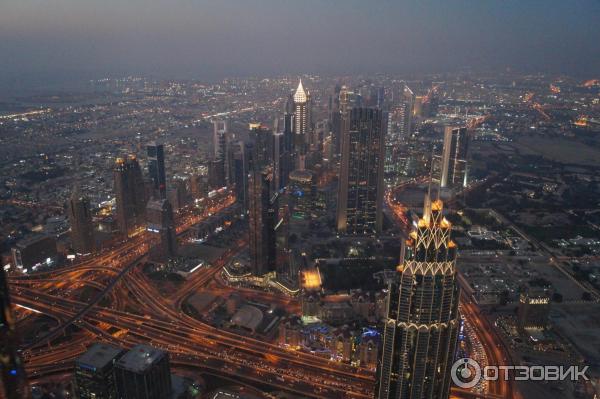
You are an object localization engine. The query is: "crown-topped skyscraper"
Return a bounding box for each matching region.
[292,79,312,168]
[376,194,460,399]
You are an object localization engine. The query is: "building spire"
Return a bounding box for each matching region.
[294,79,307,103]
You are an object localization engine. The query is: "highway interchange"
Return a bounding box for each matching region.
[8,189,518,398]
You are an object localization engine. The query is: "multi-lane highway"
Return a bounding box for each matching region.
[10,193,376,398]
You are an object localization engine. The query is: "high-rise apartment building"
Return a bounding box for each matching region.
[336,108,386,235]
[147,142,166,199]
[376,196,460,399]
[114,155,147,237]
[67,187,95,254]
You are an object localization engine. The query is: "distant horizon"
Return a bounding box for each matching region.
[2,66,598,99]
[2,0,600,96]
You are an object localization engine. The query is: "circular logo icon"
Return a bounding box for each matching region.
[451,358,482,389]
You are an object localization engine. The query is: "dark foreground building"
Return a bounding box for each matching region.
[74,343,124,399]
[0,266,29,399]
[114,344,172,399]
[376,196,460,399]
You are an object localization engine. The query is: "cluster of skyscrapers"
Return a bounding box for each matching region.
[67,141,178,262]
[51,78,473,399]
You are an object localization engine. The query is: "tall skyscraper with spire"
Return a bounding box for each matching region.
[336,107,386,235]
[292,79,312,168]
[67,187,95,254]
[376,195,460,399]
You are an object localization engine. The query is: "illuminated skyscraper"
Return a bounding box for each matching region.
[114,155,147,237]
[0,266,29,399]
[147,142,166,199]
[439,126,469,188]
[376,196,460,399]
[67,186,95,254]
[336,108,386,235]
[398,84,414,138]
[293,80,312,168]
[248,169,277,276]
[293,79,311,140]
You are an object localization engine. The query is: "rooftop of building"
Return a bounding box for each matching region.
[115,344,167,373]
[76,343,123,371]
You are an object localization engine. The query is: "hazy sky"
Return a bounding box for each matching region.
[1,0,600,91]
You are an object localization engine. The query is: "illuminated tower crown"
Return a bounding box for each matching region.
[293,79,307,103]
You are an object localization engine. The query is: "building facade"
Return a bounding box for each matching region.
[146,198,177,261]
[288,169,316,220]
[114,155,147,237]
[147,142,166,199]
[67,187,95,254]
[248,169,277,276]
[439,126,469,188]
[336,108,386,235]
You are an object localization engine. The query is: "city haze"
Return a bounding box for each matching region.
[2,0,600,93]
